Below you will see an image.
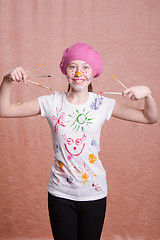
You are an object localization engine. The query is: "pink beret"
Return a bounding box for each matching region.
[60,43,103,78]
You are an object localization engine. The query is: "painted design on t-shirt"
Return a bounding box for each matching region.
[55,144,60,153]
[68,109,93,132]
[91,140,96,146]
[57,160,73,184]
[72,163,97,185]
[67,176,73,184]
[62,134,87,160]
[88,154,97,164]
[52,107,66,134]
[90,96,103,110]
[92,183,102,191]
[82,173,89,184]
[82,163,98,185]
[58,160,64,171]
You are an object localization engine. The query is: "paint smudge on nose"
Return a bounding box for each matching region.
[76,71,81,75]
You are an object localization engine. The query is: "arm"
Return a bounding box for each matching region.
[112,86,158,124]
[0,67,41,118]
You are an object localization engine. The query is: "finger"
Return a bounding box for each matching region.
[123,87,134,96]
[10,72,16,81]
[19,67,27,83]
[16,68,23,80]
[126,91,133,99]
[131,95,137,101]
[13,70,21,82]
[12,68,23,82]
[12,67,26,83]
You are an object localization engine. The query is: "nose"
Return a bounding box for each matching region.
[75,71,81,76]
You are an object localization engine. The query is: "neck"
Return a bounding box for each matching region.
[66,88,89,105]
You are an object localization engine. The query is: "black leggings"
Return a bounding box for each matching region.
[48,192,106,240]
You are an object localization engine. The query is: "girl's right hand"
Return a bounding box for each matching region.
[4,67,27,84]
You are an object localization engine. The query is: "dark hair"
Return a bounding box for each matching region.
[67,83,93,92]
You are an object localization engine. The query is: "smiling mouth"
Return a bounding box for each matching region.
[73,78,85,81]
[72,79,85,84]
[64,143,85,156]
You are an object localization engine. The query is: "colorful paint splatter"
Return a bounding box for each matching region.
[90,96,103,110]
[58,161,64,170]
[67,176,73,184]
[82,173,89,184]
[92,183,102,191]
[91,140,96,146]
[55,144,60,153]
[89,154,97,164]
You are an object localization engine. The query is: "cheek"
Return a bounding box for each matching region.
[68,70,76,76]
[85,71,93,81]
[86,68,92,76]
[80,70,85,74]
[71,71,76,76]
[67,68,75,77]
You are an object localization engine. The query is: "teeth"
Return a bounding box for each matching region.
[73,79,85,81]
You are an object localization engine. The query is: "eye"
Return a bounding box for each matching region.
[75,139,82,145]
[83,66,89,70]
[67,138,73,145]
[69,65,76,70]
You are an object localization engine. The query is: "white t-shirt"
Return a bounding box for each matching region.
[38,91,115,201]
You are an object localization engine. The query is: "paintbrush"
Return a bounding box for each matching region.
[99,91,122,95]
[27,79,52,91]
[99,76,127,95]
[112,76,127,89]
[28,75,52,77]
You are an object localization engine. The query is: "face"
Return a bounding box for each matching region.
[62,134,87,160]
[66,60,93,91]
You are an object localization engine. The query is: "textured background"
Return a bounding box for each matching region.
[0,0,160,239]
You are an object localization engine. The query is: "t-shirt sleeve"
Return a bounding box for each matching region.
[103,97,116,121]
[38,94,55,118]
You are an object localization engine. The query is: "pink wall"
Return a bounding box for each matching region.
[0,0,160,239]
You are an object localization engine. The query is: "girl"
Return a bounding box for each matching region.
[0,43,158,240]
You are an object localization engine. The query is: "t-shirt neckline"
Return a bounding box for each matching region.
[63,91,91,107]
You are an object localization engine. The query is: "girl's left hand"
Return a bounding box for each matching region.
[122,86,152,101]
